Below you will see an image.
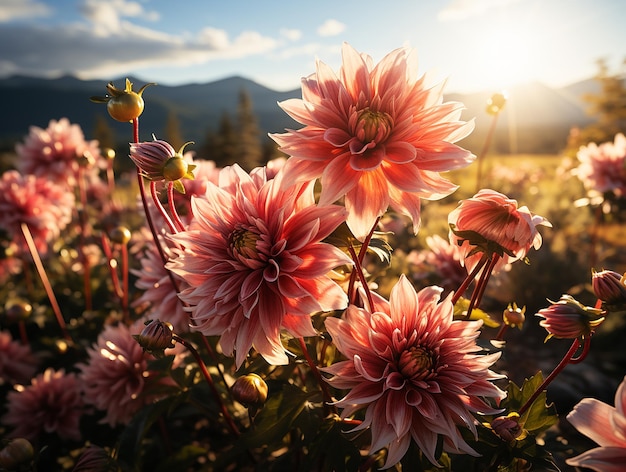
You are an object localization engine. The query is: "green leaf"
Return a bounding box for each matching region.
[153,445,208,472]
[453,297,501,328]
[502,372,559,435]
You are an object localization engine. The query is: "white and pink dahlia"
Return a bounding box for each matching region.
[448,189,550,273]
[271,43,475,240]
[575,133,626,197]
[0,170,75,255]
[566,375,626,472]
[0,330,39,385]
[16,117,103,187]
[78,323,169,427]
[167,164,351,367]
[132,238,190,333]
[2,368,83,442]
[323,275,505,468]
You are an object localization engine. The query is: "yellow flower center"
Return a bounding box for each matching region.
[398,346,434,379]
[355,109,393,144]
[230,228,260,259]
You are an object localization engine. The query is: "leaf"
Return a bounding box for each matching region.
[153,445,208,472]
[212,383,314,469]
[367,234,393,264]
[453,297,501,328]
[503,372,559,435]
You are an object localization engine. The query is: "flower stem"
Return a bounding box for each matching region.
[346,218,380,307]
[77,167,93,311]
[464,254,499,320]
[298,337,335,414]
[451,252,489,306]
[518,337,585,416]
[173,334,240,437]
[475,112,500,192]
[20,223,72,342]
[150,181,177,234]
[168,181,186,232]
[347,243,374,310]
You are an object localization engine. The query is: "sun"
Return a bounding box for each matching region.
[477,23,537,89]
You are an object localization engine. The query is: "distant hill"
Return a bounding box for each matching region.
[0,74,600,156]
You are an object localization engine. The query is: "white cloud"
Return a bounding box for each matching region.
[317,19,345,37]
[438,0,523,21]
[280,28,302,41]
[0,1,278,81]
[0,0,51,22]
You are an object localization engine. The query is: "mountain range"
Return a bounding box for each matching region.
[0,74,600,156]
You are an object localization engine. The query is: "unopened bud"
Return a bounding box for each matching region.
[592,269,626,306]
[109,226,131,245]
[4,299,33,323]
[0,438,34,469]
[502,303,525,329]
[536,294,605,340]
[77,151,95,168]
[491,412,525,442]
[232,373,268,411]
[486,92,507,115]
[133,319,174,357]
[103,148,116,160]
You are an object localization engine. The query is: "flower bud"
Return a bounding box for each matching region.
[133,319,175,357]
[491,412,525,442]
[109,226,131,245]
[4,299,33,323]
[0,438,34,469]
[502,303,525,329]
[592,269,626,306]
[486,92,507,116]
[162,156,190,182]
[535,294,605,340]
[232,373,268,411]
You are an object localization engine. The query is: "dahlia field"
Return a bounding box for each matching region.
[1,44,626,471]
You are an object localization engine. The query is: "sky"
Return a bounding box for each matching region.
[0,0,625,94]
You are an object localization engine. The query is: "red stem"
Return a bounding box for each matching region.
[168,181,186,232]
[20,223,72,342]
[451,252,489,305]
[77,167,93,311]
[347,243,374,310]
[173,334,240,436]
[150,181,177,234]
[464,254,499,320]
[298,337,335,414]
[101,233,124,300]
[518,337,584,416]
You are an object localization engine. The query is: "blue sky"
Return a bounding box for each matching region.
[0,0,624,93]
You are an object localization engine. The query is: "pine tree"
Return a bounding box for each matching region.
[236,89,263,170]
[569,57,626,152]
[164,112,185,150]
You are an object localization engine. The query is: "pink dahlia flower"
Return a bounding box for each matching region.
[132,239,190,333]
[448,189,550,273]
[15,117,103,187]
[322,275,505,468]
[0,330,39,385]
[575,133,626,197]
[271,43,475,240]
[408,234,467,294]
[78,323,168,427]
[0,170,75,255]
[167,164,351,367]
[2,368,83,442]
[566,375,626,472]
